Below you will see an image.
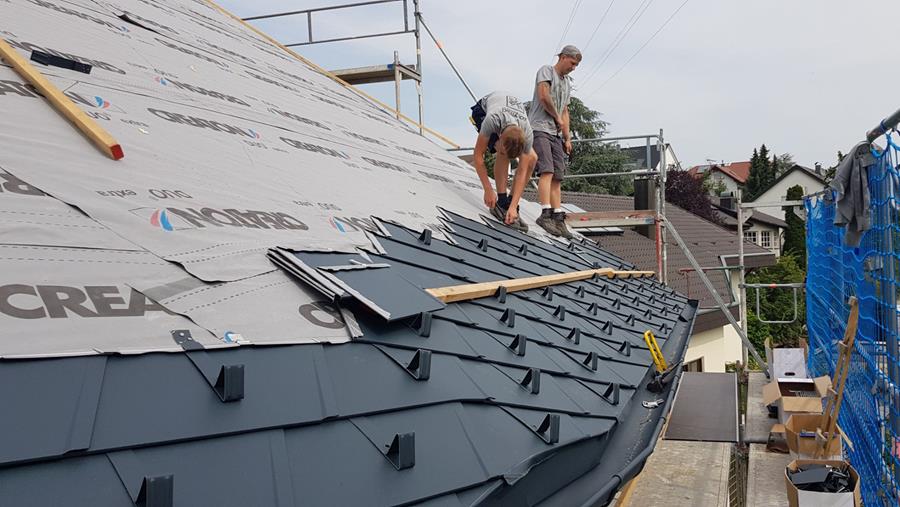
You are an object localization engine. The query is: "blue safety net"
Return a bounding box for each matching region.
[806,135,900,506]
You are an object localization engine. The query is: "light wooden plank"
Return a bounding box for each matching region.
[425,269,655,303]
[0,38,123,160]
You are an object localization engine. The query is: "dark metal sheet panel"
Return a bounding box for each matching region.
[0,356,106,465]
[665,372,739,443]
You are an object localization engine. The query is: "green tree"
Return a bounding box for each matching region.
[773,153,795,177]
[745,144,774,200]
[745,254,806,350]
[745,148,762,199]
[782,184,806,268]
[561,97,632,195]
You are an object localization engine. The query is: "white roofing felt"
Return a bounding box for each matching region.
[0,0,545,358]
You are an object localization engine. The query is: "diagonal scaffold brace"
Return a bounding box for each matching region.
[661,215,769,376]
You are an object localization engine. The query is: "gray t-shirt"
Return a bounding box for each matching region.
[478,91,533,153]
[528,65,572,135]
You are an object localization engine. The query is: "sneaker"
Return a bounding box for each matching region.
[553,211,574,239]
[536,214,562,237]
[491,204,529,233]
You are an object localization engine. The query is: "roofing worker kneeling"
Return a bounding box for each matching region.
[470,91,537,232]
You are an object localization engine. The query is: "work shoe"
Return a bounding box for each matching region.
[553,211,574,240]
[536,213,562,237]
[491,204,529,233]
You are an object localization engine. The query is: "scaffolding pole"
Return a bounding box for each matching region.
[737,189,749,366]
[662,214,769,375]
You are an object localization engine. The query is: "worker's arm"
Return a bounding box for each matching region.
[506,149,537,224]
[537,82,562,131]
[561,106,572,155]
[473,133,497,208]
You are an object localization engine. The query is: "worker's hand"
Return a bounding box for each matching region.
[483,189,498,209]
[505,206,518,225]
[564,139,573,155]
[554,116,563,131]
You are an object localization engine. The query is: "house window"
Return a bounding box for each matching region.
[760,230,772,249]
[744,231,757,245]
[685,358,703,373]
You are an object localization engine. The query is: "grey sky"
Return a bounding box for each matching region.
[224,0,900,169]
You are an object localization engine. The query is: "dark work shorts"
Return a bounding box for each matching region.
[533,131,566,181]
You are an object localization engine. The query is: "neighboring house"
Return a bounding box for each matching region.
[752,164,828,221]
[712,203,787,257]
[525,189,777,373]
[689,161,751,195]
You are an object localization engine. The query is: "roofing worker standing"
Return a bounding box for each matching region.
[470,91,538,232]
[528,45,582,239]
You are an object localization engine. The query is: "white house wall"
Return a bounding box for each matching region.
[754,171,826,221]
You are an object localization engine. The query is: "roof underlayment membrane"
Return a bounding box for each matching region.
[0,1,697,505]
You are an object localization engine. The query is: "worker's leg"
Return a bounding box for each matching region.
[550,180,562,209]
[493,151,510,197]
[532,132,562,236]
[549,136,573,239]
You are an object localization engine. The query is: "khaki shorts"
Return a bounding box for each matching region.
[533,131,567,181]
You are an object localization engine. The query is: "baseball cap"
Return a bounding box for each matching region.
[558,45,582,59]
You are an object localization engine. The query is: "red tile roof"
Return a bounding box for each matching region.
[687,162,751,184]
[716,162,751,183]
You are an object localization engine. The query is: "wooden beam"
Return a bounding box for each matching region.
[0,38,123,160]
[425,269,655,303]
[204,0,461,149]
[566,210,656,229]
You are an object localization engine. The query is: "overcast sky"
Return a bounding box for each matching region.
[222,0,900,169]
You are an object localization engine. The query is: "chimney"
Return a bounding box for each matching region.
[634,176,658,240]
[814,162,823,174]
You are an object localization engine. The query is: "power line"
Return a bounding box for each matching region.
[578,0,655,86]
[552,0,583,58]
[581,0,618,52]
[585,0,691,97]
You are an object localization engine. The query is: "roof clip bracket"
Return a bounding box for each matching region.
[553,305,566,321]
[618,341,632,356]
[575,286,586,298]
[520,367,541,394]
[542,286,553,301]
[518,244,528,255]
[214,364,245,402]
[535,413,560,444]
[418,228,432,245]
[386,432,416,470]
[601,383,620,405]
[137,474,174,507]
[583,351,599,371]
[500,308,516,327]
[405,349,431,381]
[477,238,489,252]
[413,311,432,337]
[508,334,527,356]
[587,303,599,315]
[495,285,508,303]
[601,321,614,335]
[566,327,581,344]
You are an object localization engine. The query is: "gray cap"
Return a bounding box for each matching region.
[558,45,582,59]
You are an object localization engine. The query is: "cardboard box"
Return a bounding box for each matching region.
[762,375,831,424]
[785,413,843,460]
[785,459,860,507]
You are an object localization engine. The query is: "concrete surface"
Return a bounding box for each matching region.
[621,440,731,507]
[747,443,793,506]
[747,371,777,443]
